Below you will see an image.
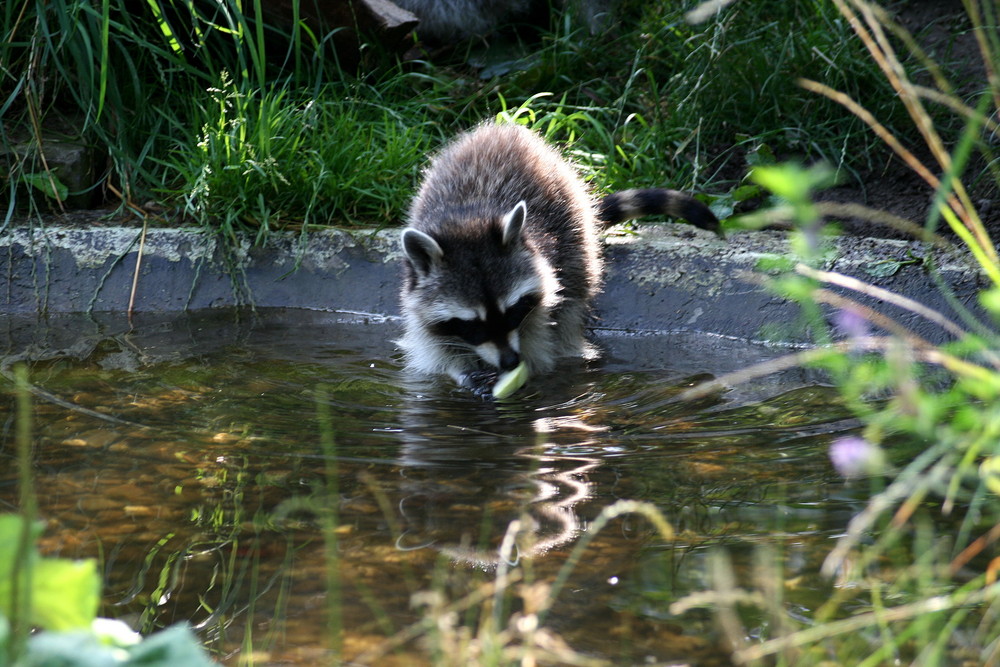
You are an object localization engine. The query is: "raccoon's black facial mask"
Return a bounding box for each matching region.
[431,317,490,346]
[504,293,539,328]
[430,292,540,348]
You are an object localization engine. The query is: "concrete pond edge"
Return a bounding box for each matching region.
[0,223,989,346]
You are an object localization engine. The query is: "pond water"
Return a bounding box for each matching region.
[0,309,869,665]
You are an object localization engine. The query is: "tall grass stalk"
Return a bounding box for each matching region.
[350,499,674,666]
[7,365,36,661]
[802,0,999,282]
[678,1,1000,663]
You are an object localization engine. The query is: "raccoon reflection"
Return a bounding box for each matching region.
[398,123,720,396]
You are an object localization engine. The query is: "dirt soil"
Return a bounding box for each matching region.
[818,0,999,240]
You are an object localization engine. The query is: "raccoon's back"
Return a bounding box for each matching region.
[393,0,532,41]
[407,123,601,286]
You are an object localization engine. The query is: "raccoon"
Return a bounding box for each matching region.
[398,123,720,396]
[393,0,613,42]
[392,0,532,42]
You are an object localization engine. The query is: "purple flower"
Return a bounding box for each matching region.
[834,307,870,343]
[830,436,885,478]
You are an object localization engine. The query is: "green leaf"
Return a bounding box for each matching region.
[750,163,836,206]
[22,629,120,667]
[750,164,804,201]
[731,184,762,202]
[980,287,1000,315]
[21,172,69,201]
[981,456,1000,496]
[31,558,100,631]
[709,198,735,221]
[0,515,99,632]
[0,515,43,625]
[126,624,216,666]
[746,143,776,167]
[864,259,904,278]
[755,254,795,273]
[0,515,43,571]
[863,255,920,279]
[15,621,215,667]
[0,614,9,666]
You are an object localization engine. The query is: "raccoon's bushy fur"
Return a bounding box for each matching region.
[393,0,532,41]
[398,123,719,395]
[394,0,612,42]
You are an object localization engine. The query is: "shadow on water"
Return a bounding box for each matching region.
[0,309,865,665]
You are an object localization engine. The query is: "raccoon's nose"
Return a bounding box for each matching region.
[499,348,521,371]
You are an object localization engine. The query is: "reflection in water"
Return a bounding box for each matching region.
[0,310,865,665]
[396,407,604,568]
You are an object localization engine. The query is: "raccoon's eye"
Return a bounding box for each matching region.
[504,294,540,329]
[432,318,490,346]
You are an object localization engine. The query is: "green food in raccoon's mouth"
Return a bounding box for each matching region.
[492,361,528,399]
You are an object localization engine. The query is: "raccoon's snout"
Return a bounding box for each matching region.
[476,340,521,372]
[499,347,520,371]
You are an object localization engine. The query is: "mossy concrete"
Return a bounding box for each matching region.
[0,223,988,346]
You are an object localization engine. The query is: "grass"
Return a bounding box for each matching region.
[2,0,939,240]
[164,72,443,241]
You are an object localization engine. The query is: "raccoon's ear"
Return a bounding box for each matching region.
[401,228,444,277]
[501,201,527,248]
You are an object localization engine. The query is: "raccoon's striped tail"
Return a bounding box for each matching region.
[598,188,723,238]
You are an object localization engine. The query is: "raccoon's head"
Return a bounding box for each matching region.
[400,201,560,378]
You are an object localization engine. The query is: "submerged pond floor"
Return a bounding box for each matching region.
[0,308,875,665]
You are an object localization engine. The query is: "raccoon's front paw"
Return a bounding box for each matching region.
[459,370,498,399]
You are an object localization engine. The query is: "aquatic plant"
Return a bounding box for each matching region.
[0,366,216,666]
[0,513,216,666]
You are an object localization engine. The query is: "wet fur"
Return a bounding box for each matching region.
[398,123,719,393]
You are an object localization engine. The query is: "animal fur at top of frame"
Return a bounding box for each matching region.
[392,0,613,42]
[398,123,721,397]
